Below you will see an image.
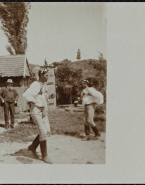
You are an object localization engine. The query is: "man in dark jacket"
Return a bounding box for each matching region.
[0,79,19,129]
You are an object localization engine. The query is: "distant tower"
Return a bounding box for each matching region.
[77,49,81,60]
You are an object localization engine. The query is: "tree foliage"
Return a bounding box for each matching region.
[52,59,71,68]
[88,53,107,102]
[55,60,83,104]
[0,2,31,55]
[88,53,107,89]
[52,61,61,68]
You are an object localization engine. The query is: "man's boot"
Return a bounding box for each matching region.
[28,134,40,158]
[10,122,14,128]
[91,126,100,140]
[82,125,90,141]
[10,124,14,128]
[5,117,9,130]
[5,124,9,129]
[40,140,53,164]
[5,120,9,129]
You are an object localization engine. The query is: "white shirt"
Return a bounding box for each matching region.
[22,81,49,108]
[81,87,104,105]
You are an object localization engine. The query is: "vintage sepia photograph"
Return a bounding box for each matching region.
[0,2,107,164]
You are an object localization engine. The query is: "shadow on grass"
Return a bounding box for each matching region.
[10,148,42,163]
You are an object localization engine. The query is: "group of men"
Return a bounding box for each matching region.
[0,66,104,164]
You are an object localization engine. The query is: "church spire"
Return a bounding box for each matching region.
[77,49,81,60]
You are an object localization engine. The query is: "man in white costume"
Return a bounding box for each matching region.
[23,67,55,163]
[81,80,104,141]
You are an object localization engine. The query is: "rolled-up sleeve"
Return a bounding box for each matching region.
[22,81,40,103]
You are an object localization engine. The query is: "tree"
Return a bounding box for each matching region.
[55,60,83,104]
[88,53,107,102]
[0,2,31,55]
[52,62,60,68]
[52,59,71,68]
[88,53,107,89]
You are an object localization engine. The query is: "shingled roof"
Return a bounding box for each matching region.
[0,55,30,77]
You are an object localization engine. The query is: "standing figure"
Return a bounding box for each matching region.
[22,67,54,164]
[0,79,18,129]
[81,80,104,141]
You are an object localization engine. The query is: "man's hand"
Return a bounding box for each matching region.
[14,100,17,106]
[49,94,55,99]
[28,101,35,107]
[30,102,35,106]
[2,99,4,103]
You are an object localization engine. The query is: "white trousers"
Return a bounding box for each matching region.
[84,103,96,127]
[31,105,50,141]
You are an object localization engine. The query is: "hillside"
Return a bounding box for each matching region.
[52,59,101,78]
[71,59,100,78]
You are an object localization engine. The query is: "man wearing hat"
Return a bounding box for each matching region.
[0,79,19,129]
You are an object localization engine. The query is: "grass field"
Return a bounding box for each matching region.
[0,108,106,143]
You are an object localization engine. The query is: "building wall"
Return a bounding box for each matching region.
[46,67,56,111]
[0,77,22,87]
[19,77,29,87]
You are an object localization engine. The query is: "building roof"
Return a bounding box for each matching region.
[0,55,30,77]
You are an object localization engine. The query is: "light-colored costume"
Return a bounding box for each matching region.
[81,86,104,140]
[23,81,50,141]
[81,87,104,127]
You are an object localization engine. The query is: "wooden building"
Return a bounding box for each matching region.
[0,55,31,87]
[0,55,31,115]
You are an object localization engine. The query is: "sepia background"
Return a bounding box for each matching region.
[1,2,145,184]
[0,2,107,166]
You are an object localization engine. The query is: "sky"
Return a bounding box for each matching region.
[0,2,107,66]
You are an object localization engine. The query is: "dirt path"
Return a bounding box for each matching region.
[0,133,105,164]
